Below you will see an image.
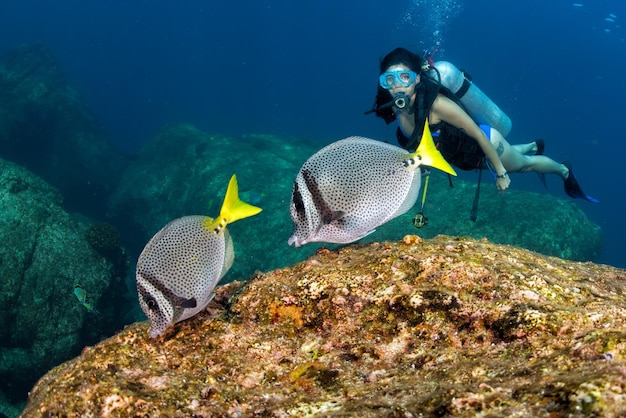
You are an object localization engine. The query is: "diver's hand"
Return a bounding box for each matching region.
[496,174,510,193]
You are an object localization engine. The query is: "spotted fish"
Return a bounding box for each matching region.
[136,174,261,337]
[288,120,456,247]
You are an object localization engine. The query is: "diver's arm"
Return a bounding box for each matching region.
[430,96,510,189]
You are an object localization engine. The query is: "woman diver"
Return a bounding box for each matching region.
[368,47,597,202]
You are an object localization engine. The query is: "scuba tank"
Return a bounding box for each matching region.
[426,61,512,137]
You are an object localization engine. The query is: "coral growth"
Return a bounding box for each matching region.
[21,236,626,417]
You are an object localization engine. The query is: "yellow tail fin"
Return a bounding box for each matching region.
[414,119,457,176]
[204,174,262,233]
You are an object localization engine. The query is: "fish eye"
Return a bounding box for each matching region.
[146,297,158,310]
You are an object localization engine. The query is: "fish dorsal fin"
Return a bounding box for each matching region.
[408,120,457,176]
[204,174,263,234]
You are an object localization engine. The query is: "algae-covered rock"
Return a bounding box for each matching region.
[0,44,129,217]
[21,236,626,417]
[0,158,129,408]
[108,123,602,284]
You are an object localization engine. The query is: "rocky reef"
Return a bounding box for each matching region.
[21,236,626,417]
[0,157,129,412]
[0,44,129,217]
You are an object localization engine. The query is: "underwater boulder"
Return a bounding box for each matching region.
[20,235,626,417]
[0,158,129,411]
[0,44,129,218]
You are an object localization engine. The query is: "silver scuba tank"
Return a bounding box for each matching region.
[428,61,512,137]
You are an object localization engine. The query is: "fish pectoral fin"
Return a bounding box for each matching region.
[412,120,457,176]
[322,210,345,225]
[180,297,197,309]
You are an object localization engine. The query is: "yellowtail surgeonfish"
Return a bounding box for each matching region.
[73,282,98,313]
[136,174,262,338]
[288,120,456,247]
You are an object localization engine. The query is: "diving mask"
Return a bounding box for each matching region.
[379,70,418,89]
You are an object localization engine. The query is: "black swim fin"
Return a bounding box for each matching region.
[563,161,599,203]
[535,139,545,156]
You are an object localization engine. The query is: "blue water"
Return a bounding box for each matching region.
[0,0,624,268]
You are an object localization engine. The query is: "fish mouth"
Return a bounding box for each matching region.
[287,235,306,248]
[149,327,165,338]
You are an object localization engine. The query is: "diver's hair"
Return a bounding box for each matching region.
[372,47,424,124]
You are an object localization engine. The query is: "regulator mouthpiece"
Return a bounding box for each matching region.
[393,92,410,110]
[363,91,412,115]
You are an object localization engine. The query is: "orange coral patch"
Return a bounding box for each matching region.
[268,302,304,328]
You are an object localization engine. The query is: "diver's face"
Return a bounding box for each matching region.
[383,64,419,99]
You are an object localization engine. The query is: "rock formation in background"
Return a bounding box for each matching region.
[0,44,129,218]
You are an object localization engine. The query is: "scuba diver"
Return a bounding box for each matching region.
[366,47,598,203]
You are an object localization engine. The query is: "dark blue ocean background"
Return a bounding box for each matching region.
[1,0,623,272]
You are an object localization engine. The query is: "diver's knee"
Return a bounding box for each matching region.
[489,128,506,143]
